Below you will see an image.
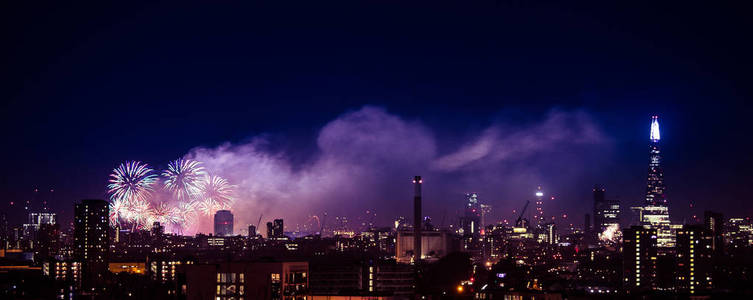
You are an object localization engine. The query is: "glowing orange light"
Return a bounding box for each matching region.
[457,285,464,293]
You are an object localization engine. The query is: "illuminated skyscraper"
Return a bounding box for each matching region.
[534,186,544,228]
[639,116,673,247]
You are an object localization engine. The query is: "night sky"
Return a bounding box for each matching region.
[2,1,752,232]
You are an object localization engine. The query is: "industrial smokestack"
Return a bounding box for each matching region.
[413,176,422,263]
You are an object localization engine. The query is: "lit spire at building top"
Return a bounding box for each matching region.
[650,115,660,142]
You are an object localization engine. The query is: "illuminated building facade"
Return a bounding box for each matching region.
[109,262,146,274]
[545,223,558,245]
[21,212,57,249]
[395,229,459,263]
[622,226,657,292]
[309,259,413,297]
[724,218,753,249]
[43,260,81,282]
[73,199,109,290]
[214,210,234,237]
[29,212,56,225]
[150,258,194,283]
[675,225,713,295]
[639,116,673,247]
[184,261,308,300]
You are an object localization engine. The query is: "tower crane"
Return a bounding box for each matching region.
[515,200,530,227]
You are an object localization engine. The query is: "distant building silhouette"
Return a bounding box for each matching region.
[214,210,234,237]
[267,219,284,239]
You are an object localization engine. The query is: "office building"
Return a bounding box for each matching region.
[214,210,234,237]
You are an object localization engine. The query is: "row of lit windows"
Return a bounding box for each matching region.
[216,284,244,296]
[217,272,245,284]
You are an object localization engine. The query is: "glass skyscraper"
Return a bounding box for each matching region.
[638,116,673,247]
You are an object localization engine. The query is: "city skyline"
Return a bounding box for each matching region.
[1,113,742,234]
[1,112,749,235]
[3,2,753,298]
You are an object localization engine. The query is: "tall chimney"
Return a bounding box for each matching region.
[413,176,422,263]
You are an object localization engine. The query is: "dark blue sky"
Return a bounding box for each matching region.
[2,1,752,228]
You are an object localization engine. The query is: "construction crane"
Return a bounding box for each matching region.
[515,200,530,227]
[256,214,263,230]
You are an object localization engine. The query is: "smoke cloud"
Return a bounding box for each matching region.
[186,106,612,234]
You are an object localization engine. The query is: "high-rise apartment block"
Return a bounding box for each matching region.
[74,199,109,290]
[623,226,658,292]
[675,225,713,294]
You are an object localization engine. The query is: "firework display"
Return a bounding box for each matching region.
[162,158,206,202]
[106,159,235,233]
[107,161,158,203]
[197,175,235,215]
